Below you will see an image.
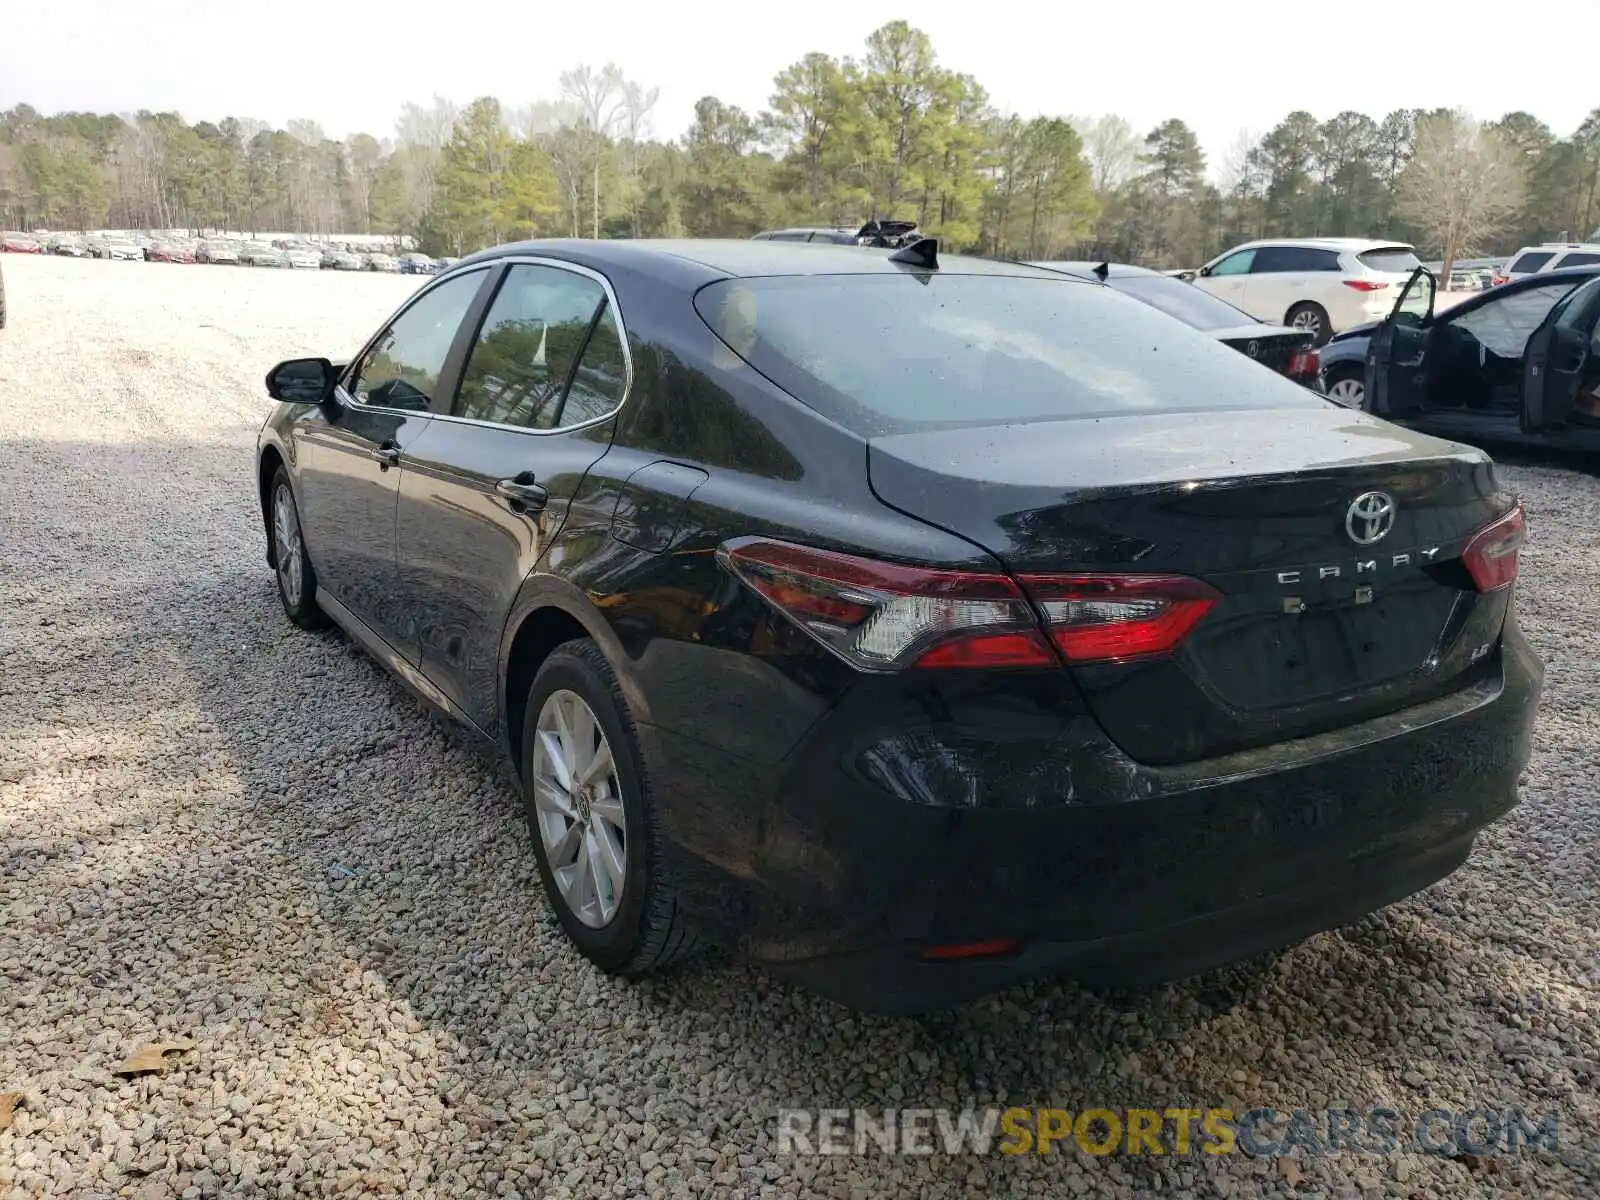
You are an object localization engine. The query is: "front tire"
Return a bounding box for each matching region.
[1286,302,1332,347]
[269,467,328,630]
[1324,366,1365,409]
[521,640,699,976]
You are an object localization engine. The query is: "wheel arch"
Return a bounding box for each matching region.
[258,444,286,568]
[500,579,640,780]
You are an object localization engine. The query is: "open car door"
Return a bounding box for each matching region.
[1364,266,1435,417]
[1522,275,1600,431]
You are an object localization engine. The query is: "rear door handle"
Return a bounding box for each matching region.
[372,442,401,468]
[496,476,548,512]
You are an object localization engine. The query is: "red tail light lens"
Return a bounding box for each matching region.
[719,538,1219,671]
[1021,574,1220,664]
[1287,348,1321,378]
[1342,280,1390,292]
[1462,504,1526,592]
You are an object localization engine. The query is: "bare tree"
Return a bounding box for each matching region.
[1397,109,1523,281]
[558,64,627,237]
[616,81,660,237]
[394,96,459,224]
[1070,114,1142,194]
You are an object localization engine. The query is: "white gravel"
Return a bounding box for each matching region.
[1,252,1597,1199]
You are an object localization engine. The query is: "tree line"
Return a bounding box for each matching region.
[3,21,1598,274]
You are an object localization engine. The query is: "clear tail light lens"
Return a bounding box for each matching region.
[719,538,1219,671]
[1462,504,1526,592]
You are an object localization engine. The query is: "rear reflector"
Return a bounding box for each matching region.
[1462,503,1526,592]
[920,938,1020,961]
[1342,280,1390,292]
[719,537,1219,671]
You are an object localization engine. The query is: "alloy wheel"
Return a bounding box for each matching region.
[272,484,304,606]
[1327,377,1365,407]
[1291,309,1323,338]
[530,688,627,928]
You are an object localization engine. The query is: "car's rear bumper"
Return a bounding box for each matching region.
[642,615,1541,1013]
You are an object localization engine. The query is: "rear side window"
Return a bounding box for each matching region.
[1507,251,1555,274]
[454,264,610,430]
[1356,248,1422,274]
[694,273,1324,437]
[1252,246,1342,273]
[1551,252,1600,269]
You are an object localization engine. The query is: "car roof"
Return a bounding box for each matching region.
[1028,260,1164,280]
[1224,237,1412,253]
[455,238,1081,284]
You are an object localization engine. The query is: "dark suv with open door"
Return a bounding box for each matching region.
[255,238,1541,1014]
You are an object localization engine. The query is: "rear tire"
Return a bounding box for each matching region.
[1286,302,1332,347]
[269,467,329,630]
[521,639,700,976]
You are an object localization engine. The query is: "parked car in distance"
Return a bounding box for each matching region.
[1030,261,1324,390]
[1321,266,1600,451]
[255,239,1539,1014]
[2,232,41,253]
[1191,237,1423,346]
[240,242,289,268]
[285,247,322,270]
[198,240,241,265]
[145,240,196,264]
[1490,244,1600,286]
[327,250,365,271]
[435,256,460,272]
[96,238,144,261]
[47,235,88,257]
[399,252,436,275]
[364,253,400,272]
[752,219,922,247]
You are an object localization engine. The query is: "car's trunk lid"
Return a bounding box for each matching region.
[1210,325,1313,376]
[868,407,1514,764]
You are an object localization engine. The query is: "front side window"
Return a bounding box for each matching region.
[454,264,612,430]
[1208,250,1254,277]
[349,269,486,411]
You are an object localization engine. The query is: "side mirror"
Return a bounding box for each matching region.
[266,357,337,405]
[1196,265,1211,278]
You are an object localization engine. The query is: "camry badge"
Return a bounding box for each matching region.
[1346,492,1397,546]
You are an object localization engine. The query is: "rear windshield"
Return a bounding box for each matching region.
[1508,251,1555,274]
[1357,247,1422,274]
[1107,274,1257,331]
[693,273,1323,436]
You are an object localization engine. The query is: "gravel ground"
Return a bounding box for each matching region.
[1,252,1597,1199]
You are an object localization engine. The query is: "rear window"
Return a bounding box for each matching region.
[1551,252,1600,269]
[1507,251,1555,274]
[694,273,1323,436]
[1252,246,1342,273]
[1357,247,1422,274]
[1109,274,1257,331]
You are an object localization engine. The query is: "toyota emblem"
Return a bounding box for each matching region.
[1246,340,1260,358]
[1345,492,1397,545]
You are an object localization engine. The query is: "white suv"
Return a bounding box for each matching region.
[1190,237,1421,344]
[1492,243,1600,286]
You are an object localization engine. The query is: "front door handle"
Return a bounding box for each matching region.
[372,442,401,469]
[496,475,548,512]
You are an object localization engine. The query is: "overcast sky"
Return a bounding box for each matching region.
[2,0,1593,168]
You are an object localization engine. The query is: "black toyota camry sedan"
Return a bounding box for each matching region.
[255,238,1541,1014]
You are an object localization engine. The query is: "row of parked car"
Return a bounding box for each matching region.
[0,231,454,275]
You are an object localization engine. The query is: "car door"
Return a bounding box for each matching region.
[1364,266,1436,417]
[1523,276,1600,430]
[1192,248,1256,312]
[395,259,629,731]
[291,267,494,654]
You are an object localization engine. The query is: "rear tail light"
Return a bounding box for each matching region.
[1462,504,1526,592]
[1287,348,1321,377]
[719,537,1219,671]
[920,938,1021,961]
[1342,280,1390,292]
